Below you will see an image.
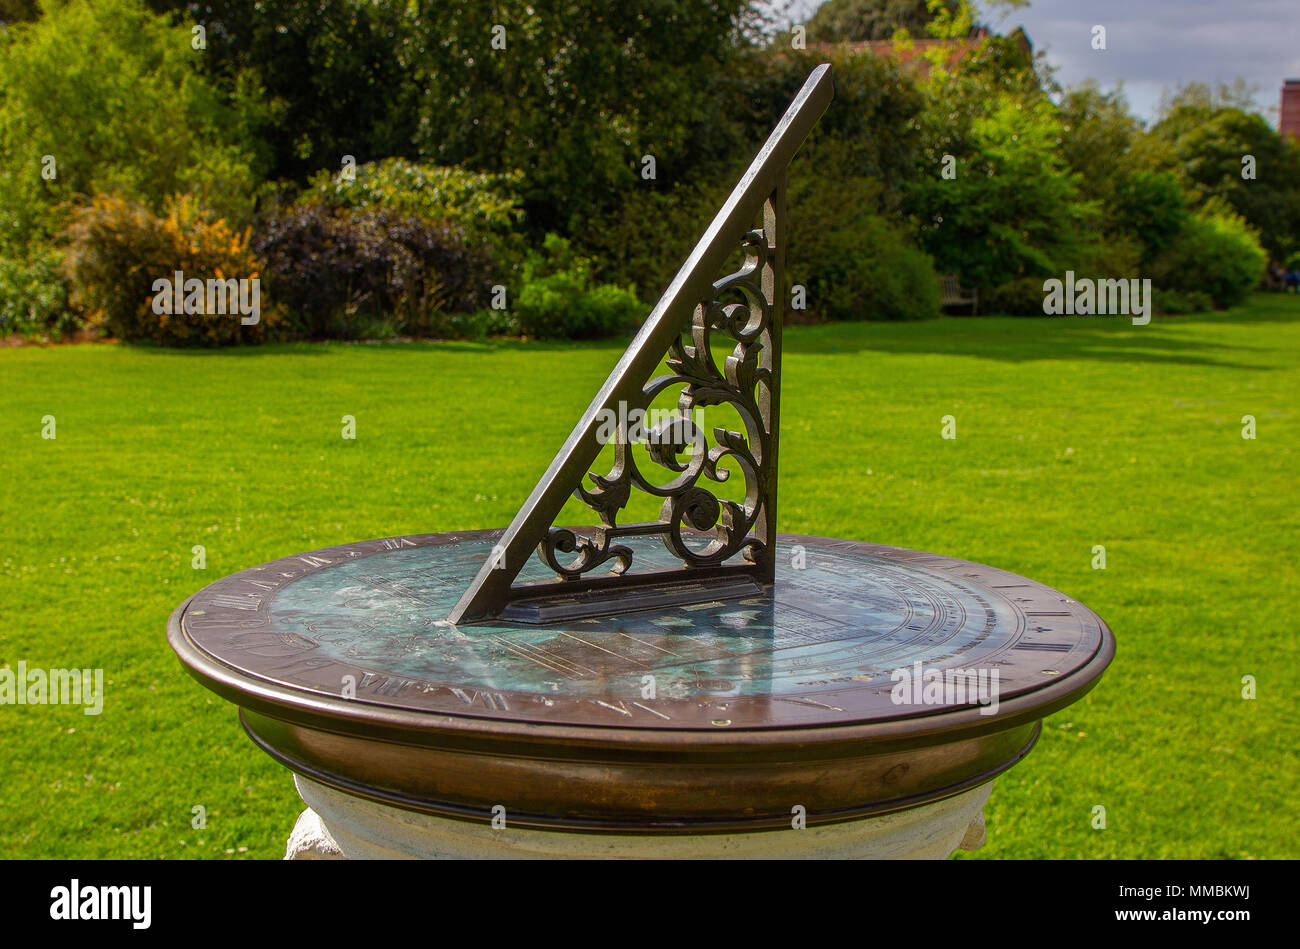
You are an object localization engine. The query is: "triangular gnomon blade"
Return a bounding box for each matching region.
[448,64,834,625]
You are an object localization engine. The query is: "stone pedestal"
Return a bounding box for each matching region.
[285,774,991,860]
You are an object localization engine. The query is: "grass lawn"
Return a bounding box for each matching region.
[1,293,1296,859]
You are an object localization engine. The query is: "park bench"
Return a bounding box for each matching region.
[940,274,978,314]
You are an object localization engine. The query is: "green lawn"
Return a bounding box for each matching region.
[2,294,1297,859]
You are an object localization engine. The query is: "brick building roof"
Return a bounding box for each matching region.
[804,27,1032,75]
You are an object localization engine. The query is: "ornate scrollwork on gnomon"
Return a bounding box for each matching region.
[536,227,777,580]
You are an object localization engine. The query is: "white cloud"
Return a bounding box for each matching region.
[989,0,1300,122]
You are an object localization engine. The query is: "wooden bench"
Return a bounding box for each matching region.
[940,274,978,315]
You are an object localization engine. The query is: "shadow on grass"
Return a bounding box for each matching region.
[1194,293,1300,323]
[783,296,1299,371]
[106,295,1299,372]
[123,335,630,359]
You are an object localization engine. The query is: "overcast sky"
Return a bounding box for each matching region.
[783,0,1300,125]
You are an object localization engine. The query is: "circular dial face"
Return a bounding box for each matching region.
[178,531,1109,730]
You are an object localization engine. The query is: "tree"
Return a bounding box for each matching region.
[909,96,1096,289]
[906,35,1096,289]
[1058,84,1144,203]
[146,0,419,184]
[404,2,751,234]
[0,0,40,25]
[802,0,962,42]
[1058,84,1185,266]
[1153,98,1300,260]
[0,0,265,249]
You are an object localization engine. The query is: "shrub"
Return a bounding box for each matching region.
[1115,171,1189,264]
[982,278,1050,316]
[62,194,281,346]
[514,235,643,339]
[778,148,940,322]
[253,204,495,339]
[1150,204,1267,308]
[305,160,524,247]
[575,50,926,302]
[432,309,521,340]
[1079,233,1144,286]
[791,203,940,321]
[908,89,1098,291]
[1153,288,1214,314]
[0,245,76,339]
[574,182,731,303]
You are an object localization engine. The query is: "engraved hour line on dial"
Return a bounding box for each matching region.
[776,695,845,712]
[354,574,435,605]
[485,635,601,679]
[632,702,671,720]
[558,631,653,667]
[618,631,685,657]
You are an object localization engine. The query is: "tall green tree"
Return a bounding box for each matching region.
[0,0,40,24]
[404,1,751,233]
[1153,95,1300,260]
[1058,84,1186,267]
[905,34,1096,288]
[802,0,962,42]
[0,0,266,248]
[146,0,418,183]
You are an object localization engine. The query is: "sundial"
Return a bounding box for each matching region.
[168,65,1113,847]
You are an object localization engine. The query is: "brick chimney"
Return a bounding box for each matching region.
[1282,80,1300,144]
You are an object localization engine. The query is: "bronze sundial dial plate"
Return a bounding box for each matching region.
[169,530,1113,833]
[175,531,1107,730]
